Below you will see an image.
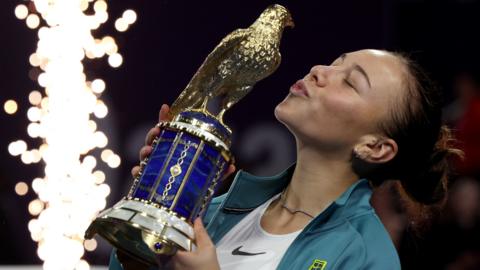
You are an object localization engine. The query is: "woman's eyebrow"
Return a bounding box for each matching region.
[341,53,372,89]
[352,64,371,89]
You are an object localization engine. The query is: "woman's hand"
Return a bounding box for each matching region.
[169,218,220,270]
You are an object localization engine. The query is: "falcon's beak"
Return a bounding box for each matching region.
[285,13,295,28]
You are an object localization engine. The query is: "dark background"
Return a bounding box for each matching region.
[1,0,480,268]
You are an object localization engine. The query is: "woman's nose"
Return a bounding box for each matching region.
[308,65,330,87]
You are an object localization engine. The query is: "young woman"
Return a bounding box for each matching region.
[111,49,460,270]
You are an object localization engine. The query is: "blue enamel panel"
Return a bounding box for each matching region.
[189,170,217,219]
[133,189,149,200]
[162,129,177,139]
[171,155,214,218]
[132,134,175,198]
[173,154,230,220]
[172,165,212,218]
[141,142,170,182]
[203,143,220,161]
[196,161,229,219]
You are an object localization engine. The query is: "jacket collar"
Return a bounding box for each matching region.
[222,163,373,228]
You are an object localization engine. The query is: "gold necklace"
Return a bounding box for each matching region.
[279,188,315,219]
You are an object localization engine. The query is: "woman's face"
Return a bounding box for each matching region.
[275,49,407,152]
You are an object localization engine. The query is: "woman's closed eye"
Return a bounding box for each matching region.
[343,78,356,90]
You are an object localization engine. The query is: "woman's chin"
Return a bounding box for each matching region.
[274,101,294,125]
[274,102,285,120]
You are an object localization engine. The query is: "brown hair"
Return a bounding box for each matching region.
[355,51,463,229]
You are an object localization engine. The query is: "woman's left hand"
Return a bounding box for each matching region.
[169,218,220,270]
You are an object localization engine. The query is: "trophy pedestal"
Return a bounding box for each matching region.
[86,198,195,265]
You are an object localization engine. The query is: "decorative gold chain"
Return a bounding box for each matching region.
[161,141,192,202]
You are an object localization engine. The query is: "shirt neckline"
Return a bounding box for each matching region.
[255,193,303,238]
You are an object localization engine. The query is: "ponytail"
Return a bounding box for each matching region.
[399,126,463,205]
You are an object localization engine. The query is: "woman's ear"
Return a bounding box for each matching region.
[353,135,398,164]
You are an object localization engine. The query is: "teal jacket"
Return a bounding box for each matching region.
[109,164,401,270]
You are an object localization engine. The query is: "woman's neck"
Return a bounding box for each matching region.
[286,143,360,216]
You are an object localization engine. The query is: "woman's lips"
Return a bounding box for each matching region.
[290,80,309,97]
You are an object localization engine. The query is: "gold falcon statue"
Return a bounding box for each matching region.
[169,4,294,122]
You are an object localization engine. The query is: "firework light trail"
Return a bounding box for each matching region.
[9,1,137,269]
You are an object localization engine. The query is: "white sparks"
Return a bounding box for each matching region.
[4,99,18,114]
[108,53,123,68]
[15,4,29,20]
[14,1,138,269]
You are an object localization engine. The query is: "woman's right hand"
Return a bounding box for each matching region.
[131,104,172,178]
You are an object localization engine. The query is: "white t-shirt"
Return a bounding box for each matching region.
[216,193,302,270]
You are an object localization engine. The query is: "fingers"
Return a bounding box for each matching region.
[159,104,171,122]
[145,127,160,146]
[131,166,140,178]
[145,104,170,146]
[192,218,214,250]
[221,164,236,181]
[132,139,155,178]
[139,145,152,161]
[173,218,220,270]
[174,218,212,256]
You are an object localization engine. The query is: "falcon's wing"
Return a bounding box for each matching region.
[169,28,250,117]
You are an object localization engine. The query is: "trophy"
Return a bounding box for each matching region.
[85,4,293,266]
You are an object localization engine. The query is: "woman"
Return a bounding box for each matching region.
[111,49,460,269]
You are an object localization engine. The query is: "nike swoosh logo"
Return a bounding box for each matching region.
[231,246,266,256]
